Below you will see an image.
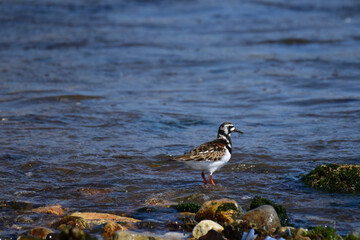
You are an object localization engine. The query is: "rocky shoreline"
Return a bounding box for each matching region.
[1,164,359,240]
[1,195,359,240]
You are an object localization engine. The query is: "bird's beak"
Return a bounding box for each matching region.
[234,128,244,134]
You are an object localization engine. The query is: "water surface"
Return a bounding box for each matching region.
[1,0,360,237]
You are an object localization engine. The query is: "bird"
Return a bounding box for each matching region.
[171,122,243,186]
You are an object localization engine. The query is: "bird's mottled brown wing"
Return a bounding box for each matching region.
[172,139,227,162]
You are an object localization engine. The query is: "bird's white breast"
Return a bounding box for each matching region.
[184,148,231,175]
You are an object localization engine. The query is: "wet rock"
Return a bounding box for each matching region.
[46,233,60,240]
[78,187,113,196]
[17,236,40,240]
[144,197,176,207]
[15,215,34,224]
[33,205,65,216]
[163,232,189,239]
[249,196,289,226]
[192,220,224,239]
[223,220,259,240]
[70,212,140,225]
[28,227,53,240]
[302,164,360,193]
[8,200,33,210]
[113,230,176,240]
[275,226,311,240]
[166,215,197,232]
[51,215,89,230]
[198,229,226,240]
[175,203,201,213]
[195,199,242,226]
[102,221,127,238]
[241,205,280,233]
[59,227,97,240]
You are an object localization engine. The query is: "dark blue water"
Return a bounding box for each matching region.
[1,0,360,237]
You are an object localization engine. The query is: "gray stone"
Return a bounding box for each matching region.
[241,205,280,233]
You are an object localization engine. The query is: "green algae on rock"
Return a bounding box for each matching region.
[302,164,360,193]
[306,226,342,240]
[249,196,290,226]
[174,203,201,213]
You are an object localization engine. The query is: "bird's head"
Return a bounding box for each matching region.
[218,122,243,138]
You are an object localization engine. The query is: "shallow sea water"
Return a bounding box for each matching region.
[0,0,360,237]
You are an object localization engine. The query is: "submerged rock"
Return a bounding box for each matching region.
[59,227,97,240]
[52,215,89,230]
[175,202,201,213]
[70,212,140,225]
[78,187,113,196]
[192,220,224,239]
[32,205,65,216]
[302,164,360,193]
[102,221,127,238]
[113,230,180,240]
[8,200,34,210]
[15,215,34,224]
[195,199,242,226]
[28,227,53,240]
[241,205,280,233]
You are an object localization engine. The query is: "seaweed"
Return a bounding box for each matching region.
[174,203,201,213]
[302,164,360,193]
[306,226,341,240]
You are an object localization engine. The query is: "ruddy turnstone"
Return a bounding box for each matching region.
[172,122,243,186]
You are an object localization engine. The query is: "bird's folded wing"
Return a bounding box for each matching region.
[172,140,226,162]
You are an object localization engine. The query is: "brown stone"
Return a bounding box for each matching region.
[28,227,53,239]
[241,205,280,233]
[70,212,141,225]
[32,204,65,216]
[102,221,127,238]
[195,199,242,226]
[52,215,89,230]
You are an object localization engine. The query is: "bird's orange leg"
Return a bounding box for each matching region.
[209,174,215,186]
[201,172,208,184]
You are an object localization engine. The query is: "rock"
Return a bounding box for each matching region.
[195,199,242,226]
[192,220,224,239]
[241,205,280,233]
[144,197,176,207]
[175,203,201,213]
[33,205,65,216]
[102,221,127,238]
[113,231,178,240]
[223,220,259,240]
[28,227,53,240]
[59,227,97,240]
[198,229,226,240]
[17,236,40,240]
[78,187,113,195]
[8,200,33,210]
[51,215,89,230]
[15,215,34,224]
[249,196,289,226]
[302,164,360,193]
[70,212,140,225]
